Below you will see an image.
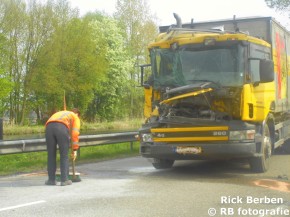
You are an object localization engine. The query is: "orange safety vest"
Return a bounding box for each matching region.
[46,110,80,150]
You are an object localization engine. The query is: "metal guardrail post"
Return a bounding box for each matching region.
[0,118,3,141]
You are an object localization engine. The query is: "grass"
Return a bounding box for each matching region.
[0,119,143,176]
[4,125,45,135]
[81,119,142,132]
[3,119,143,135]
[0,142,140,176]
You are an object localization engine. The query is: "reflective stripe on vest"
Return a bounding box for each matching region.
[56,111,72,121]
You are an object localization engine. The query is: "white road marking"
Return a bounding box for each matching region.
[0,200,46,212]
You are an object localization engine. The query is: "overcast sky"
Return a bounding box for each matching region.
[68,0,290,29]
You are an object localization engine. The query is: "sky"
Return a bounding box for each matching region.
[68,0,290,29]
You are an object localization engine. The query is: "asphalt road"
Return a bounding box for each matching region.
[0,154,289,217]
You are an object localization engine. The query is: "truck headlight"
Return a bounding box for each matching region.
[229,130,255,141]
[142,133,153,142]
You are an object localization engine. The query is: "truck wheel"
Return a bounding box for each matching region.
[249,124,272,173]
[152,158,174,169]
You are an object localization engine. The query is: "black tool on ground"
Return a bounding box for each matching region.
[71,157,81,182]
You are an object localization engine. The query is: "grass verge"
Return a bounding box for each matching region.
[3,119,143,135]
[0,142,140,176]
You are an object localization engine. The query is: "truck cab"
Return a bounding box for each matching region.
[138,15,290,172]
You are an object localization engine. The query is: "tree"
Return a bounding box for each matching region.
[19,0,57,124]
[0,0,102,124]
[0,0,64,124]
[0,0,27,124]
[0,0,159,124]
[0,29,13,114]
[86,14,133,121]
[30,9,100,118]
[0,68,13,115]
[265,0,290,10]
[114,0,158,118]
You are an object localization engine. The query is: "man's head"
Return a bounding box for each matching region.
[72,108,80,117]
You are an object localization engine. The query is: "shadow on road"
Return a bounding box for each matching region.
[143,156,290,193]
[147,159,250,180]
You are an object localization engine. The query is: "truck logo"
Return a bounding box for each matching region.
[213,131,227,136]
[156,133,165,138]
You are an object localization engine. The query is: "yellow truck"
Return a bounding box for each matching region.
[138,14,290,172]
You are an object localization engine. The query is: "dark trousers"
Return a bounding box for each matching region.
[45,122,70,182]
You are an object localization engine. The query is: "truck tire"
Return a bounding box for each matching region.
[152,158,174,169]
[249,124,272,173]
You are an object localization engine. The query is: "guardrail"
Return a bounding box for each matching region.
[0,131,139,155]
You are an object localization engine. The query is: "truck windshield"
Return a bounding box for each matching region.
[151,44,245,89]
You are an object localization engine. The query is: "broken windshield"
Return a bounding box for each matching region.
[151,44,245,89]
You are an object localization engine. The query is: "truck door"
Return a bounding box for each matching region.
[247,43,275,121]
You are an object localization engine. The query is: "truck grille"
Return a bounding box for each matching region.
[151,126,229,142]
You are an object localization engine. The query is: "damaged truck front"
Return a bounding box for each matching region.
[138,15,290,172]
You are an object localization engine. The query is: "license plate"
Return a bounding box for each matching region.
[175,146,202,155]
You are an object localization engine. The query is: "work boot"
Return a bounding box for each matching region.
[61,180,72,186]
[45,180,57,186]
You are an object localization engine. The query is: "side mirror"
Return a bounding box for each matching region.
[260,59,274,83]
[140,64,152,87]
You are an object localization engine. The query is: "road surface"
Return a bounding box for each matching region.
[0,154,289,217]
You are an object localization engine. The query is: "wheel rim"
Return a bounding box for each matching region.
[263,126,271,159]
[264,136,271,158]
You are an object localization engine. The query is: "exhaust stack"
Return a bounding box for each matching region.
[173,13,182,28]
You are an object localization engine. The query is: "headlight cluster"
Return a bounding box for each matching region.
[141,133,153,142]
[229,130,255,141]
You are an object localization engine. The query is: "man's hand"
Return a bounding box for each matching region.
[71,150,77,161]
